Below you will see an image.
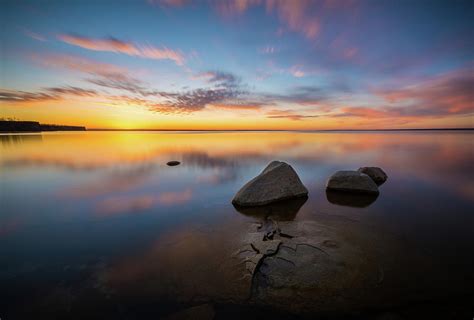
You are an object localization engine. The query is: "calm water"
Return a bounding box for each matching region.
[1,131,473,319]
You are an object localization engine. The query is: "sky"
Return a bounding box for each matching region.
[0,0,473,130]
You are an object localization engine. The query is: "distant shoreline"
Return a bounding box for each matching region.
[1,120,472,133]
[87,128,473,132]
[0,121,86,133]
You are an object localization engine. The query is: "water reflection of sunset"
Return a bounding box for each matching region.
[1,131,473,319]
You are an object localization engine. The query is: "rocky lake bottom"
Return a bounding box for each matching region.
[1,131,473,319]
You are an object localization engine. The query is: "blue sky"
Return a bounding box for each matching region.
[1,0,473,129]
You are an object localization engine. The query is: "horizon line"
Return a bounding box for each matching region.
[86,127,474,132]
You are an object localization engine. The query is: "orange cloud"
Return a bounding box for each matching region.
[57,34,185,65]
[266,109,319,120]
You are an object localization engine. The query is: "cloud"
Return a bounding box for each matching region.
[151,86,244,113]
[209,103,263,110]
[213,0,262,16]
[45,86,98,96]
[262,85,334,105]
[0,89,56,102]
[31,53,156,96]
[57,34,185,65]
[266,0,320,39]
[211,0,326,39]
[289,65,305,77]
[23,29,47,41]
[266,109,319,120]
[0,86,99,103]
[258,46,279,54]
[7,56,246,114]
[193,70,239,87]
[87,76,152,96]
[330,69,474,122]
[373,68,474,117]
[31,53,129,78]
[148,0,190,7]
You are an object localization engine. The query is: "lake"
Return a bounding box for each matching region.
[1,131,473,319]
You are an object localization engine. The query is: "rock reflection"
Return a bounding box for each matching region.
[326,190,378,208]
[233,196,308,221]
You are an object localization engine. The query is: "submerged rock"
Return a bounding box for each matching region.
[167,160,181,166]
[233,196,307,221]
[358,167,388,185]
[326,170,379,194]
[232,161,308,206]
[326,190,378,208]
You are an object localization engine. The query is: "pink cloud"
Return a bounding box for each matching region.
[57,34,185,65]
[374,68,474,116]
[266,0,320,39]
[31,53,130,78]
[332,68,474,122]
[213,0,320,39]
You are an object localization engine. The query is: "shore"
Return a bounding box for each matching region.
[0,120,86,132]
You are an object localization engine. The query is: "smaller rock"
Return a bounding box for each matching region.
[326,170,379,194]
[358,167,387,185]
[167,160,181,166]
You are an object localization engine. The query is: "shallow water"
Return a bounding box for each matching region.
[1,131,473,319]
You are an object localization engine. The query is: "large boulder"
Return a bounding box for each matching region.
[232,161,308,206]
[326,170,379,194]
[358,167,387,185]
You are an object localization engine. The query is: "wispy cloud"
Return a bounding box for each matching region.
[0,89,56,102]
[148,0,190,7]
[57,34,185,65]
[330,69,474,121]
[0,86,98,102]
[6,56,247,114]
[266,0,320,39]
[209,103,264,110]
[31,53,129,78]
[210,0,349,40]
[151,86,244,113]
[23,28,47,41]
[258,45,279,54]
[289,65,306,77]
[266,109,319,120]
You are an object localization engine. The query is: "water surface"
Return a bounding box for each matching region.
[1,131,473,319]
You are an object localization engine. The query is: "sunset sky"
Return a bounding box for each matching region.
[1,0,473,130]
